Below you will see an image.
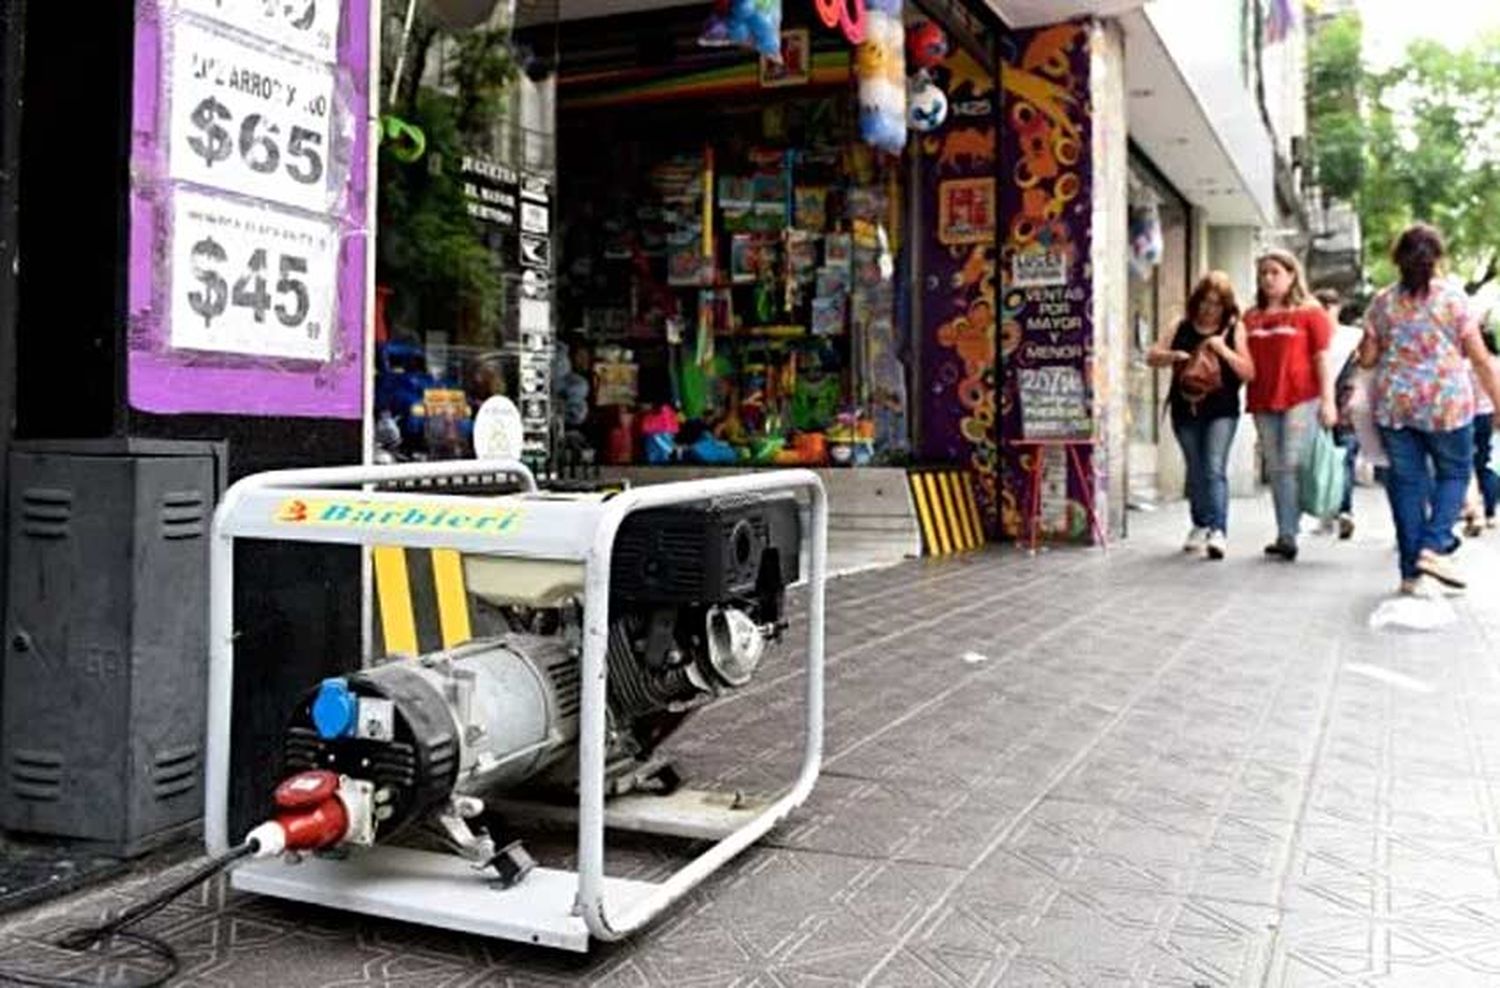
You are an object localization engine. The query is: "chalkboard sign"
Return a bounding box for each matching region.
[1018,365,1091,440]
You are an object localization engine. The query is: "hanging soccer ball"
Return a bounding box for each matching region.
[906,20,949,71]
[907,71,948,132]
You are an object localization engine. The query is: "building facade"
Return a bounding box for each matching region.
[0,0,1316,879]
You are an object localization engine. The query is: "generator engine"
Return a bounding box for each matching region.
[251,494,801,873]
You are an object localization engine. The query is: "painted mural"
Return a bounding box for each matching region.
[918,48,999,536]
[998,22,1095,541]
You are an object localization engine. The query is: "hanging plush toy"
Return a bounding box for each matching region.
[699,0,783,62]
[856,0,906,154]
[905,19,948,70]
[906,70,948,132]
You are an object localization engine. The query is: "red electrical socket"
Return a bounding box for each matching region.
[272,770,349,851]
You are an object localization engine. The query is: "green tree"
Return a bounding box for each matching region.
[377,11,519,342]
[1307,17,1500,291]
[1368,36,1500,289]
[1306,11,1364,201]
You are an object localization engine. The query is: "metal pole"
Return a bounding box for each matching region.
[387,0,419,109]
[361,0,384,665]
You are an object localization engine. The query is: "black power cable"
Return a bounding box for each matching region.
[0,840,259,988]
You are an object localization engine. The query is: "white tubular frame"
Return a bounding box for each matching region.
[205,461,826,947]
[575,471,826,941]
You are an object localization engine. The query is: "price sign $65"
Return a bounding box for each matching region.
[186,96,326,187]
[188,238,315,336]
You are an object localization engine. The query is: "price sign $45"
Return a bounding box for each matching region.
[188,238,316,338]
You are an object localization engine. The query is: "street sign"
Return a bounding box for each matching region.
[519,234,550,269]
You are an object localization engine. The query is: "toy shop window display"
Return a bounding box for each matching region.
[372,332,515,463]
[549,0,956,469]
[558,124,899,468]
[556,99,920,467]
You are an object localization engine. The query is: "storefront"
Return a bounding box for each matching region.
[1125,149,1191,505]
[366,1,1140,548]
[553,14,902,470]
[372,2,562,466]
[545,3,998,480]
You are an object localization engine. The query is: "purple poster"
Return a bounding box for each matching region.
[998,23,1095,540]
[127,1,370,419]
[917,48,999,536]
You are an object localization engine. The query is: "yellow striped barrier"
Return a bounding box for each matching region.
[373,546,472,656]
[907,469,987,555]
[370,482,622,657]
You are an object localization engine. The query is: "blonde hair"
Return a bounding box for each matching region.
[1255,247,1311,310]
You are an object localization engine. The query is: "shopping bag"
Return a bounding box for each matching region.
[1299,427,1346,521]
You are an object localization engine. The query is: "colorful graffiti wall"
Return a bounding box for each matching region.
[917,48,999,536]
[998,22,1096,540]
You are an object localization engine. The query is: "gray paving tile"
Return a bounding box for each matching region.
[898,882,1278,987]
[6,489,1500,987]
[1264,906,1500,987]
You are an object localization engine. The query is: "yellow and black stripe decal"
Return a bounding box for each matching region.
[907,469,987,555]
[373,547,473,657]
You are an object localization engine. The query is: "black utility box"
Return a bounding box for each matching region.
[3,440,224,854]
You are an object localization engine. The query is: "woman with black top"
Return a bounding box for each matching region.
[1147,271,1256,559]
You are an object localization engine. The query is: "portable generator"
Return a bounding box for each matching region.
[206,461,826,951]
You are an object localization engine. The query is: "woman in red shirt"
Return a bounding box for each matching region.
[1243,248,1337,560]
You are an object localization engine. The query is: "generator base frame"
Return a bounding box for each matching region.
[205,461,827,951]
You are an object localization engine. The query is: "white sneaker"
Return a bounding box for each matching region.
[1417,549,1467,589]
[1205,530,1226,560]
[1183,527,1208,553]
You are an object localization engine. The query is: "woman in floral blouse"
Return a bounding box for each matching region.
[1359,223,1500,594]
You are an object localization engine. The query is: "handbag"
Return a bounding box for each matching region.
[1175,334,1224,407]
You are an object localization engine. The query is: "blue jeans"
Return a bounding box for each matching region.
[1335,429,1359,516]
[1255,399,1320,543]
[1474,413,1497,519]
[1174,415,1238,532]
[1380,423,1474,580]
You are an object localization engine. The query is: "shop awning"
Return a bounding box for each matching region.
[1119,4,1276,227]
